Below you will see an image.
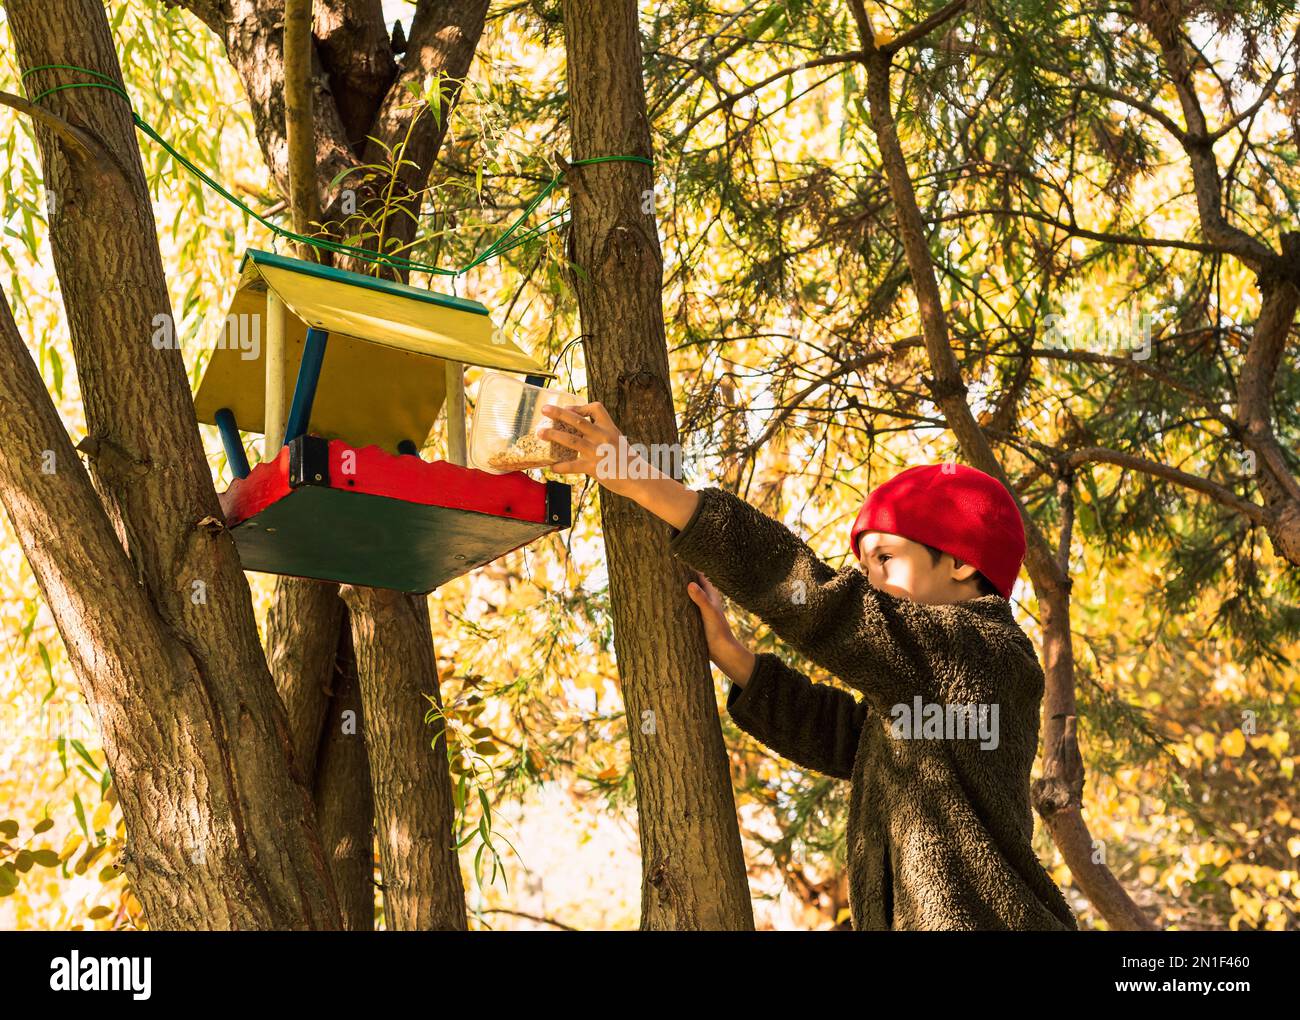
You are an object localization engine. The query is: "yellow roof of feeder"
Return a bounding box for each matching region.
[193,249,551,452]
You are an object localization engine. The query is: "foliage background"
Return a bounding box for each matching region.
[1,0,1296,929]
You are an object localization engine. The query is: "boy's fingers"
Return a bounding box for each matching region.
[536,426,586,453]
[565,401,614,430]
[590,404,616,430]
[541,404,598,438]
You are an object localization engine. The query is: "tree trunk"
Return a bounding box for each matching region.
[849,8,1155,929]
[341,587,467,930]
[172,0,490,927]
[4,0,340,929]
[312,625,377,929]
[269,578,343,770]
[560,0,755,930]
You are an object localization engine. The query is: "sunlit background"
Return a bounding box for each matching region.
[1,0,1297,930]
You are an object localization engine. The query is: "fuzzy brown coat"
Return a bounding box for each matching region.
[668,486,1077,931]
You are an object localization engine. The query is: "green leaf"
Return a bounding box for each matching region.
[49,348,63,399]
[33,818,54,835]
[73,793,89,840]
[746,3,786,40]
[70,739,98,771]
[39,641,55,705]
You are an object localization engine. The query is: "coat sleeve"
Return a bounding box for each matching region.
[668,485,954,703]
[726,652,868,781]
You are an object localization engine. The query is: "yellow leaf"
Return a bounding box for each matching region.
[91,801,113,831]
[1221,730,1246,757]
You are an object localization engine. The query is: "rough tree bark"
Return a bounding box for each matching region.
[2,0,341,929]
[265,579,376,928]
[167,0,490,927]
[560,0,756,930]
[342,587,466,930]
[312,626,377,929]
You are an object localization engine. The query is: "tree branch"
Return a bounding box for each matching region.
[1132,1,1280,273]
[677,51,864,138]
[926,205,1222,255]
[742,334,924,454]
[0,89,106,165]
[332,0,490,277]
[1205,25,1298,143]
[1060,445,1270,525]
[285,0,321,255]
[885,0,973,54]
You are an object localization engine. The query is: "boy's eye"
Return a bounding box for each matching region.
[877,553,891,563]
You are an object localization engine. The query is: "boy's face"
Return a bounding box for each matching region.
[855,531,983,605]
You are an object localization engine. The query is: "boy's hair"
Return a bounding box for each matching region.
[921,543,1000,597]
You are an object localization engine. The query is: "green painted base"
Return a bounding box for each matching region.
[231,485,557,593]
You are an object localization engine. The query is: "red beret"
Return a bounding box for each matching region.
[849,463,1026,599]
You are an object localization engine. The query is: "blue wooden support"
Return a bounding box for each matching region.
[283,327,330,446]
[512,374,551,438]
[215,407,251,479]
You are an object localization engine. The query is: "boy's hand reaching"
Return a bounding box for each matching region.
[538,402,701,530]
[686,571,757,687]
[537,405,749,681]
[536,401,638,494]
[686,571,734,646]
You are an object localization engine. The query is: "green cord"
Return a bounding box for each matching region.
[18,63,653,278]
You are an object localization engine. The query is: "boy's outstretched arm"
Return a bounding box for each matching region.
[688,571,863,780]
[539,402,930,701]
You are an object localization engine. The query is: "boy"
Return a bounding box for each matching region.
[539,402,1077,931]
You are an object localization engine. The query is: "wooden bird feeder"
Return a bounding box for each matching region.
[192,248,570,593]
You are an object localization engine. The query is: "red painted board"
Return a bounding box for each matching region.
[327,441,548,522]
[217,438,551,528]
[219,447,290,526]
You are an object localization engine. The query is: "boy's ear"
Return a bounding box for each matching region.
[948,556,979,583]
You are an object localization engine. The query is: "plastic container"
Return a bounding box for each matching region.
[468,372,583,474]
